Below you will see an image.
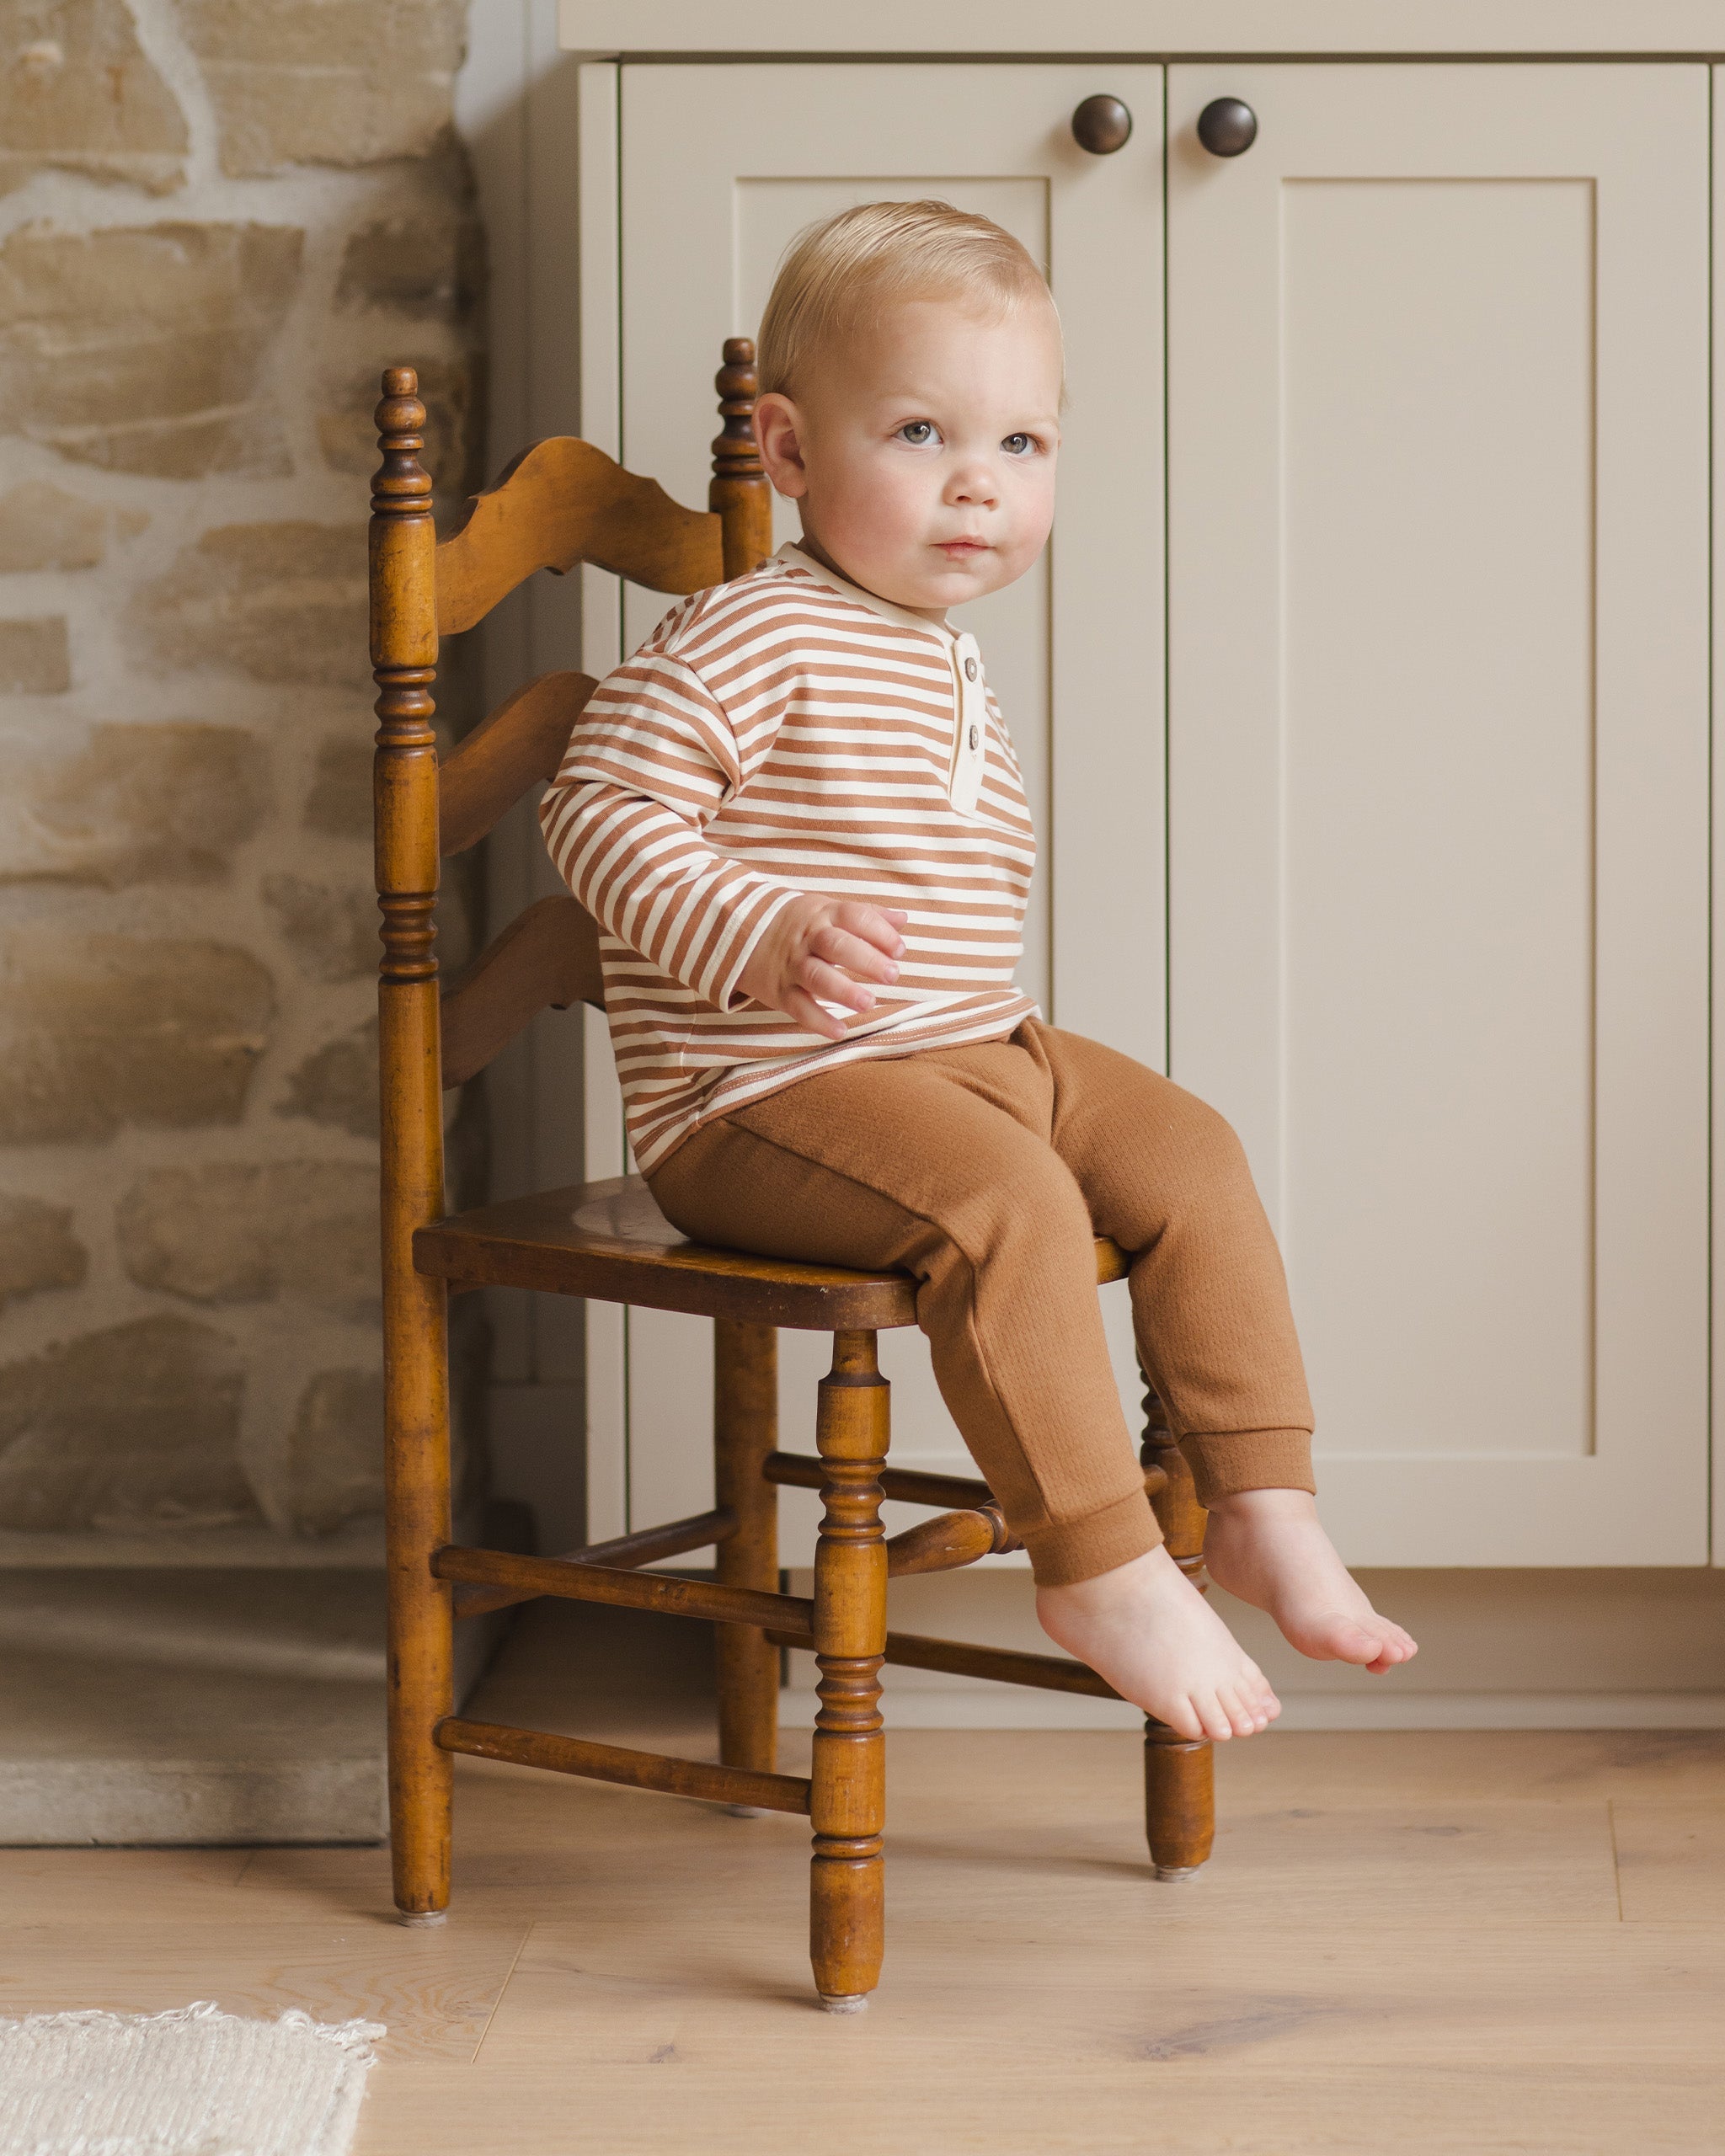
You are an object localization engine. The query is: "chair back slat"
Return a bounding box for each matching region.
[435,440,724,636]
[440,670,595,857]
[440,895,603,1089]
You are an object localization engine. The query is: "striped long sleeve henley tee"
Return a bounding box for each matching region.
[539,542,1039,1173]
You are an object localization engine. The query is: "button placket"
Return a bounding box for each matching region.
[950,633,986,816]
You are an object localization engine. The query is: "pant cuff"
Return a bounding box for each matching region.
[1018,1486,1163,1588]
[1183,1428,1316,1507]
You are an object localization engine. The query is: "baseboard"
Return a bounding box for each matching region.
[0,1556,514,1845]
[777,1684,1725,1732]
[780,1561,1725,1732]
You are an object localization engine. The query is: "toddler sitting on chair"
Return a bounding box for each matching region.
[540,199,1416,1741]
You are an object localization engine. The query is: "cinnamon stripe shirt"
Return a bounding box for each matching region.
[539,543,1039,1173]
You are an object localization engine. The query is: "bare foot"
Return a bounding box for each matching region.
[1202,1488,1418,1674]
[1036,1545,1280,1742]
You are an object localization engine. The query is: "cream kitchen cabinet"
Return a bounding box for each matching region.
[1166,63,1711,1565]
[569,52,1713,1569]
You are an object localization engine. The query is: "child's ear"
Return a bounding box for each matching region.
[754,392,809,499]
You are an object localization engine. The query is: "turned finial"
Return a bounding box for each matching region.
[711,337,764,483]
[709,338,773,579]
[373,366,433,520]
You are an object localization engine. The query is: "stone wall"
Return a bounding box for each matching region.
[0,0,483,1551]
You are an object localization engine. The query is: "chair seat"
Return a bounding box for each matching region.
[414,1173,1130,1331]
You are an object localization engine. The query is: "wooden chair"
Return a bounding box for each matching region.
[371,349,1218,2013]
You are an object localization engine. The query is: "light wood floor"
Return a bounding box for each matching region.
[6,1602,1723,2154]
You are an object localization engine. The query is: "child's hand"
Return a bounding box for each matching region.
[738,897,909,1040]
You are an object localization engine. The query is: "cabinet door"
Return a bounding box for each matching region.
[1168,63,1710,1564]
[614,62,1164,1556]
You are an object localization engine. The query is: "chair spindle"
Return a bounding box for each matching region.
[1140,1377,1215,1879]
[372,366,455,1924]
[809,1331,889,2011]
[714,1320,782,1780]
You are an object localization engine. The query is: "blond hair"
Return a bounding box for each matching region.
[756,200,1055,398]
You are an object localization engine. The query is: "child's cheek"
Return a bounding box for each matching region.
[856,468,921,561]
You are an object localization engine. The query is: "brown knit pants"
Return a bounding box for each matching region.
[647,1019,1315,1587]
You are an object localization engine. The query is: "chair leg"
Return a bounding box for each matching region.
[384,1268,455,1921]
[809,1329,889,2012]
[1140,1376,1215,1881]
[713,1319,780,1778]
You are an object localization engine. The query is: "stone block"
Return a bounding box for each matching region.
[131,520,367,687]
[0,1315,255,1533]
[177,0,466,177]
[1,722,264,887]
[0,617,69,694]
[0,221,302,478]
[303,735,371,840]
[0,1196,86,1311]
[318,353,478,496]
[277,1017,378,1140]
[262,872,375,983]
[290,1367,382,1534]
[116,1161,378,1315]
[0,932,273,1143]
[0,0,189,197]
[0,479,122,572]
[335,162,483,321]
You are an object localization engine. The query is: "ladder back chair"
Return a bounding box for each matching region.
[371,349,1218,2013]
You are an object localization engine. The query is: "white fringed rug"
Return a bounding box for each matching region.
[0,2002,384,2156]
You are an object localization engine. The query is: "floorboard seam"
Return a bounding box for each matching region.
[470,1918,537,2064]
[1606,1797,1625,1923]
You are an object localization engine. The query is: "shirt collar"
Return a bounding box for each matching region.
[773,542,955,646]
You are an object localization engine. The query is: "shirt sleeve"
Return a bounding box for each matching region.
[538,644,800,1013]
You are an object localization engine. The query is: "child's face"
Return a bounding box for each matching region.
[755,291,1064,620]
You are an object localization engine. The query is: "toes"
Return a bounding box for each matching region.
[1223,1691,1258,1739]
[1320,1615,1391,1666]
[1359,1620,1418,1672]
[1236,1662,1278,1733]
[1218,1680,1274,1737]
[1194,1690,1236,1742]
[1159,1696,1206,1742]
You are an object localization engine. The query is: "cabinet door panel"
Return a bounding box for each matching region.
[617,63,1163,1558]
[1168,63,1709,1563]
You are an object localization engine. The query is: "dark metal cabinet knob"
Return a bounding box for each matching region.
[1197,97,1258,157]
[1071,94,1133,155]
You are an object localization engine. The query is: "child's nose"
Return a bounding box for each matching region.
[948,461,999,507]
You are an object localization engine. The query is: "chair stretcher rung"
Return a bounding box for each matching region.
[763,1451,997,1512]
[884,1505,1018,1577]
[763,1450,1168,1509]
[432,1544,812,1636]
[435,1716,811,1815]
[451,1507,737,1618]
[765,1625,1121,1702]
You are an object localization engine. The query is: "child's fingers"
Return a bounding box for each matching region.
[809,924,900,984]
[781,983,850,1040]
[795,955,876,1015]
[833,902,909,956]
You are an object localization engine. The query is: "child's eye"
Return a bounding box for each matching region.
[897,420,940,446]
[1002,432,1039,456]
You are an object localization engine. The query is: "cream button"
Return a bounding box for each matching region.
[969,723,979,750]
[964,656,978,681]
